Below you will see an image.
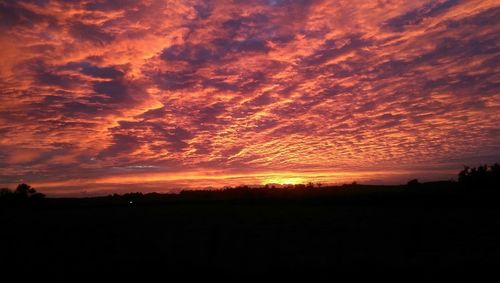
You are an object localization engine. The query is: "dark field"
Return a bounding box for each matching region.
[1,186,500,280]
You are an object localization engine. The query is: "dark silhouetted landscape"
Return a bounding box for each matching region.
[1,164,499,280]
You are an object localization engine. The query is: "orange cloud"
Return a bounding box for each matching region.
[1,0,499,195]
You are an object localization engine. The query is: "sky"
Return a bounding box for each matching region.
[0,0,499,196]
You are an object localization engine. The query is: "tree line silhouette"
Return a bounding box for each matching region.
[1,164,498,203]
[458,163,500,191]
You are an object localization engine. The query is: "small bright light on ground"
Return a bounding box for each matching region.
[129,201,133,204]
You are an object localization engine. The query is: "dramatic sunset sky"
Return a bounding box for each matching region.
[1,0,499,196]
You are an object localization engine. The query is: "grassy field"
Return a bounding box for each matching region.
[2,185,500,280]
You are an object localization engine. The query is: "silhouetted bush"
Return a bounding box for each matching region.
[407,179,420,187]
[0,188,13,198]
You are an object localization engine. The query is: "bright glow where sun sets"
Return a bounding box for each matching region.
[263,177,306,185]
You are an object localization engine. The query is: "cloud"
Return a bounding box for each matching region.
[197,103,227,124]
[98,134,141,159]
[92,80,129,103]
[164,127,194,152]
[0,0,56,28]
[384,0,463,32]
[76,62,124,79]
[1,0,499,195]
[69,22,115,45]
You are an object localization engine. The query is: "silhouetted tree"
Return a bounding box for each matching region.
[294,184,306,189]
[458,164,500,191]
[15,184,36,198]
[14,184,45,199]
[0,184,45,203]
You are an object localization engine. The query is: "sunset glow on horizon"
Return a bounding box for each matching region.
[1,0,499,196]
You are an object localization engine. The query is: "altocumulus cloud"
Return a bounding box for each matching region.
[0,0,499,195]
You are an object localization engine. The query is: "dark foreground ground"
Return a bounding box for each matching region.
[1,184,500,280]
